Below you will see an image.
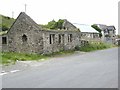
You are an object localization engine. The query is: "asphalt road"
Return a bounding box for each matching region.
[2,48,118,88]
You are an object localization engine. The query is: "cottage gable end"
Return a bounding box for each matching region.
[6,12,44,53]
[7,12,42,35]
[62,19,77,30]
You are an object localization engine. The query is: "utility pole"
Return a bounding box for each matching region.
[25,4,27,13]
[12,11,14,18]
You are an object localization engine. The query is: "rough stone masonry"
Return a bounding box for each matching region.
[1,12,81,54]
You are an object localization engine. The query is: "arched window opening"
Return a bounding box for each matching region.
[22,34,27,42]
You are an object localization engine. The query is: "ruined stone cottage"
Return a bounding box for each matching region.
[1,12,81,54]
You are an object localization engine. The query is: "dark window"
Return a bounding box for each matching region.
[93,34,95,38]
[49,34,55,44]
[70,34,72,42]
[62,34,64,43]
[50,34,52,44]
[22,34,27,42]
[68,34,72,42]
[59,34,64,44]
[68,35,70,42]
[53,34,55,43]
[113,30,115,34]
[2,37,7,44]
[81,34,83,37]
[63,27,66,29]
[58,34,61,44]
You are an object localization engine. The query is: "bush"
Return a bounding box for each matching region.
[42,19,64,30]
[79,42,112,52]
[75,46,81,51]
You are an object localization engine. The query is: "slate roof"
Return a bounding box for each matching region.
[94,24,107,30]
[94,24,116,31]
[73,23,99,33]
[107,26,116,30]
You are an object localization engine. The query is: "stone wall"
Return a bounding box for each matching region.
[81,32,100,41]
[2,12,105,54]
[2,12,81,54]
[62,19,77,30]
[1,35,8,52]
[2,44,8,52]
[7,12,44,54]
[6,29,81,54]
[42,30,81,54]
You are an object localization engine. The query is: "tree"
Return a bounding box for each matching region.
[57,19,64,29]
[44,19,65,30]
[47,20,57,29]
[91,24,102,37]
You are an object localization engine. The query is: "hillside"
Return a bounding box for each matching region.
[0,14,15,31]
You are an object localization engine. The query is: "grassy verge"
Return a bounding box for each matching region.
[0,52,46,65]
[1,42,114,65]
[77,42,114,52]
[0,50,75,65]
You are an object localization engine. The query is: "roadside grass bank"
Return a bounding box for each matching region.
[1,42,115,65]
[76,42,114,52]
[0,50,75,65]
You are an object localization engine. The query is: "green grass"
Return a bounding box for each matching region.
[0,14,15,31]
[0,52,47,65]
[1,14,15,28]
[0,50,75,65]
[78,42,113,52]
[1,42,113,65]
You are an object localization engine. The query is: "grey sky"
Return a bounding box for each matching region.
[0,0,118,34]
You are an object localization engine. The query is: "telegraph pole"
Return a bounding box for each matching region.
[25,4,27,13]
[12,11,14,18]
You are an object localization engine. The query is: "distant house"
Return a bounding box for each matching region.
[60,21,100,41]
[95,24,116,43]
[106,26,116,37]
[73,23,100,41]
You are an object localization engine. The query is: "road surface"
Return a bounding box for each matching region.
[2,48,118,88]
